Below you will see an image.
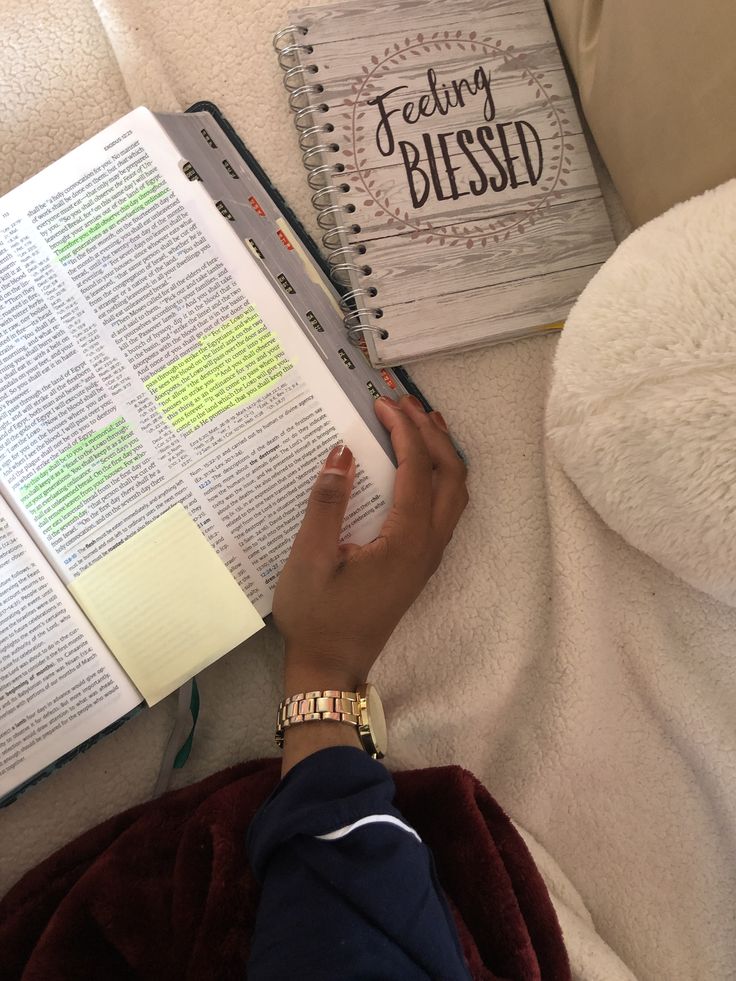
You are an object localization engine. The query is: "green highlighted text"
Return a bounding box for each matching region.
[55,179,168,260]
[19,418,143,536]
[145,306,293,434]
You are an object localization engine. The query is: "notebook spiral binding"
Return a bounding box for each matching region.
[273,25,387,347]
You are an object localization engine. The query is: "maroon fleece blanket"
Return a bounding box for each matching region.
[0,759,569,981]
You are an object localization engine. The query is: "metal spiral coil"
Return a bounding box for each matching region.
[318,205,355,230]
[321,225,360,250]
[346,322,387,343]
[277,43,313,71]
[295,104,330,132]
[326,244,366,267]
[302,142,340,168]
[344,308,378,326]
[274,24,387,345]
[282,63,318,91]
[299,123,335,152]
[288,83,325,111]
[311,184,343,208]
[329,261,370,286]
[273,25,308,49]
[339,286,377,311]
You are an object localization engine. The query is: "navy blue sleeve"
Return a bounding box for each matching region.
[246,746,471,980]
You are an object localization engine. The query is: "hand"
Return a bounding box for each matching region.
[273,395,468,699]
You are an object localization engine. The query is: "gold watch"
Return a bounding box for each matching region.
[275,683,387,759]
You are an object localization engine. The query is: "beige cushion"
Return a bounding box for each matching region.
[548,0,736,226]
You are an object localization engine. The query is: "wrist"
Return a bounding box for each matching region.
[280,644,382,775]
[283,667,365,696]
[283,643,375,695]
[281,719,362,775]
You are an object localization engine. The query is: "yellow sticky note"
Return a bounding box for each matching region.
[69,504,264,705]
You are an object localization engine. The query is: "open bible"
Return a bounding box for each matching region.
[0,105,407,803]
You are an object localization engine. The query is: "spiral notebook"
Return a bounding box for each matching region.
[274,0,616,366]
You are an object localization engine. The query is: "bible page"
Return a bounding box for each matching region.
[0,496,140,802]
[0,108,395,617]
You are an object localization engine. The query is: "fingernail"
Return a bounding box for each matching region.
[431,411,449,434]
[377,396,399,409]
[402,394,423,411]
[323,443,353,475]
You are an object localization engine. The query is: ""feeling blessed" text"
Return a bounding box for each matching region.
[366,65,544,209]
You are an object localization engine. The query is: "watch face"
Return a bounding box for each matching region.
[364,683,387,758]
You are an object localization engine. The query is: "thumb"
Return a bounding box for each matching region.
[292,444,356,561]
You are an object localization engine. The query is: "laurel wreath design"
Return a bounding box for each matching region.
[336,32,574,247]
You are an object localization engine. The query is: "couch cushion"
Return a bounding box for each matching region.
[548,0,736,225]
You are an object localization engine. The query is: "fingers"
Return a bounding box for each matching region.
[291,444,356,565]
[337,541,361,565]
[374,397,433,539]
[291,397,465,577]
[381,395,468,547]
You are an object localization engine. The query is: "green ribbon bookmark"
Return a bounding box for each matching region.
[173,678,200,769]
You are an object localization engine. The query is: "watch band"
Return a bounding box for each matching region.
[275,689,361,749]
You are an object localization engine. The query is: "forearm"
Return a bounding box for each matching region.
[253,396,470,976]
[246,747,471,980]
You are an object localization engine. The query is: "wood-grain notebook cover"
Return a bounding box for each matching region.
[279,0,616,365]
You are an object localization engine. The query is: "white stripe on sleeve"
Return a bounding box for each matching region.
[315,814,422,843]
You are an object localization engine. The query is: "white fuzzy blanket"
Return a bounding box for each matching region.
[1,2,734,979]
